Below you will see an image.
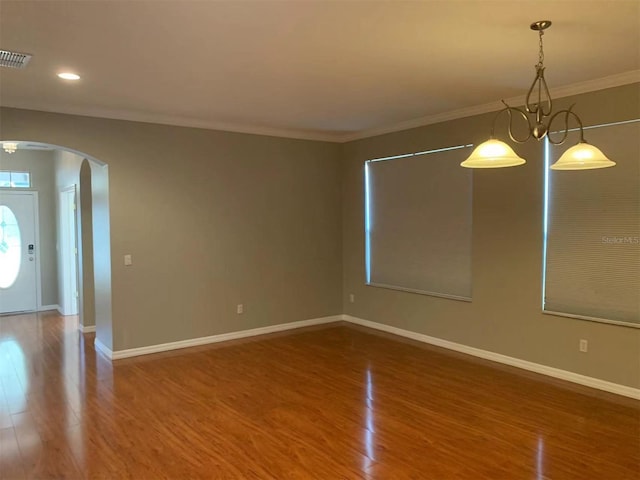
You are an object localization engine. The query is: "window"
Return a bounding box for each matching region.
[0,171,31,188]
[543,119,640,327]
[365,145,473,301]
[0,205,21,289]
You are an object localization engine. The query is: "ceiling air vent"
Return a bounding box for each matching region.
[0,50,32,69]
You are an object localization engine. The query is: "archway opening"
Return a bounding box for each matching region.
[0,140,112,349]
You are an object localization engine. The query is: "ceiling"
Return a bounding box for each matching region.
[0,1,638,142]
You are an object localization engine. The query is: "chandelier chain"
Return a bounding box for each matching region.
[537,30,545,68]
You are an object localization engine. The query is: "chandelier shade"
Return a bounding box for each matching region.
[460,139,526,168]
[550,142,616,170]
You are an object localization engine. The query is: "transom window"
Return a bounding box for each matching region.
[0,171,31,188]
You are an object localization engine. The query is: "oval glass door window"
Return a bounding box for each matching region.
[0,205,21,289]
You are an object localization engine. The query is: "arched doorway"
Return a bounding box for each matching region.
[0,140,112,350]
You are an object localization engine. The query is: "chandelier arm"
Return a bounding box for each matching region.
[489,102,532,144]
[525,69,541,114]
[546,104,585,146]
[539,71,552,117]
[525,67,553,119]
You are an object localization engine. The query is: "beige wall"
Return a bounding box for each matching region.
[89,161,111,346]
[79,160,96,330]
[1,83,637,390]
[0,109,343,351]
[0,149,57,306]
[341,83,640,389]
[53,150,98,329]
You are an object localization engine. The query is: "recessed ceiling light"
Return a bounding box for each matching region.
[57,72,80,80]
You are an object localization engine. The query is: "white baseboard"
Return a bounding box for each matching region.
[90,311,639,399]
[96,315,343,361]
[38,304,59,312]
[94,338,112,359]
[79,324,96,333]
[342,315,640,400]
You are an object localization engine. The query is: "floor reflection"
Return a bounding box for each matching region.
[362,366,376,474]
[0,311,106,477]
[0,338,28,414]
[537,435,545,480]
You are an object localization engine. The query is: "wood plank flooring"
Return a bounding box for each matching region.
[0,311,638,479]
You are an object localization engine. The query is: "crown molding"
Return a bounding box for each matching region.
[2,70,638,144]
[0,102,340,143]
[337,70,640,143]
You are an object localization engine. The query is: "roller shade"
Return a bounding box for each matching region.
[365,146,473,300]
[544,120,640,325]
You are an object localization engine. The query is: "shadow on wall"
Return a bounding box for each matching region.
[1,140,112,350]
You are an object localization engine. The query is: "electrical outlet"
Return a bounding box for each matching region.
[579,339,588,353]
[349,293,355,303]
[124,254,132,266]
[237,304,244,314]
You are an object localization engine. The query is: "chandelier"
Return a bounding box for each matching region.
[2,142,18,154]
[461,20,615,170]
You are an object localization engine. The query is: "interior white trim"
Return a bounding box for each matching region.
[95,315,343,360]
[0,103,339,143]
[31,191,43,311]
[94,337,112,359]
[37,304,59,312]
[58,185,79,317]
[79,324,96,333]
[543,309,640,330]
[341,315,640,400]
[4,71,638,144]
[338,70,640,142]
[366,282,472,302]
[91,310,639,399]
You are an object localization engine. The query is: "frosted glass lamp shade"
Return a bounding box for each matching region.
[550,142,615,170]
[461,139,526,168]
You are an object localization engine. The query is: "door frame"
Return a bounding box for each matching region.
[0,190,42,312]
[59,185,79,316]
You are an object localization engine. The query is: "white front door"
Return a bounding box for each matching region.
[0,191,38,314]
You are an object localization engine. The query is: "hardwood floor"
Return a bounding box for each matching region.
[0,312,638,479]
